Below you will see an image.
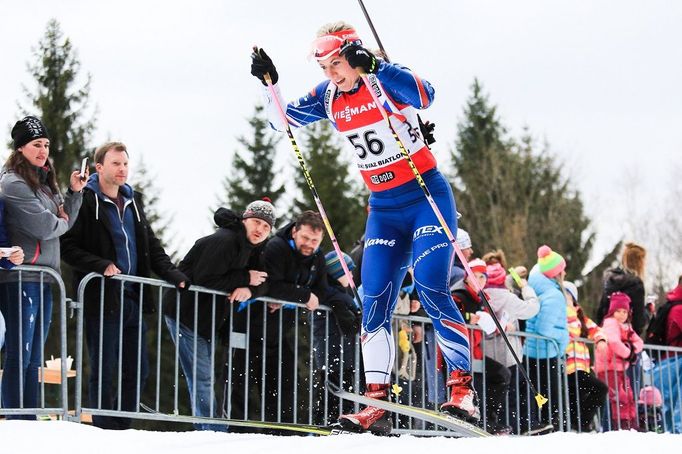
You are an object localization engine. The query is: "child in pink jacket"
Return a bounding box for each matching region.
[595,292,644,430]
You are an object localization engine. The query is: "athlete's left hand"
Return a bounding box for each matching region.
[340,43,378,74]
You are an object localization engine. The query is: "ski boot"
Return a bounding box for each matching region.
[440,370,481,423]
[337,383,392,435]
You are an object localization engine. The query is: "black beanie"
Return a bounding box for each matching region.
[11,116,50,150]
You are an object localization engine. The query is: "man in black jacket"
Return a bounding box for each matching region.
[240,210,327,425]
[61,142,187,430]
[163,199,273,431]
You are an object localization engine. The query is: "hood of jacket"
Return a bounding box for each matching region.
[213,207,244,231]
[604,267,642,293]
[667,284,682,303]
[85,173,140,222]
[528,264,561,295]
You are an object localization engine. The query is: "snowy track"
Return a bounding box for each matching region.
[2,420,679,454]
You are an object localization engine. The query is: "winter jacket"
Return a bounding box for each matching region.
[163,208,268,340]
[0,169,82,279]
[524,265,570,359]
[565,304,606,374]
[594,317,643,373]
[665,284,682,348]
[263,221,327,304]
[60,175,187,319]
[452,283,486,361]
[485,284,540,367]
[596,267,646,335]
[0,199,16,270]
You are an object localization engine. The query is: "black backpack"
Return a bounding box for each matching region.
[645,300,682,345]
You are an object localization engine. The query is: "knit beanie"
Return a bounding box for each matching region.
[11,116,49,150]
[456,229,472,250]
[486,263,507,286]
[537,245,566,278]
[606,291,631,317]
[468,258,487,275]
[325,251,355,280]
[243,197,276,227]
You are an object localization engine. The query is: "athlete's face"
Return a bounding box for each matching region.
[319,56,360,93]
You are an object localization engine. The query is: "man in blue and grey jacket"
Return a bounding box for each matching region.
[61,142,187,430]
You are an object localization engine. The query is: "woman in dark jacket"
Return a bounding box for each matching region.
[596,242,647,336]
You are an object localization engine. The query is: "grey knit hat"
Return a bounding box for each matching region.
[243,197,276,227]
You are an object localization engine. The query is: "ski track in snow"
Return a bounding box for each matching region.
[1,420,680,454]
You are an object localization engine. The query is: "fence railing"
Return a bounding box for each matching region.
[2,269,682,435]
[0,265,71,420]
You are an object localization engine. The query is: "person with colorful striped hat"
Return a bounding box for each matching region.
[523,245,570,432]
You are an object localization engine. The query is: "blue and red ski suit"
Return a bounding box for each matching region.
[262,59,470,383]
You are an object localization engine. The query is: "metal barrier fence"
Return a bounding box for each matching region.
[0,265,71,420]
[3,269,682,435]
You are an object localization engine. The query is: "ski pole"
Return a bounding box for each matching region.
[357,0,390,62]
[254,46,363,310]
[358,71,548,409]
[356,0,435,146]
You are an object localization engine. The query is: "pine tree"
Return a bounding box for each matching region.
[449,79,593,278]
[292,121,368,251]
[129,156,178,260]
[17,19,96,190]
[217,104,284,214]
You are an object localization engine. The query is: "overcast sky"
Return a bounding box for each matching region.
[1,0,681,272]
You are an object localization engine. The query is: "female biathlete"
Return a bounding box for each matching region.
[250,21,478,434]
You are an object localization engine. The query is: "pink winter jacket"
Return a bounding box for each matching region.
[595,317,644,373]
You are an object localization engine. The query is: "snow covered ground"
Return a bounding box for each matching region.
[1,421,679,454]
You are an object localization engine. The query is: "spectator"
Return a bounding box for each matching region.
[524,245,570,431]
[596,242,647,415]
[595,291,644,430]
[0,116,83,419]
[652,275,682,433]
[563,281,608,432]
[60,142,187,429]
[259,210,328,423]
[163,199,274,431]
[452,258,513,434]
[482,258,540,434]
[597,242,647,336]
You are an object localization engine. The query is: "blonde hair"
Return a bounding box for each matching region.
[622,242,646,279]
[316,21,355,37]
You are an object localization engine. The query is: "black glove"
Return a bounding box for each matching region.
[339,44,378,74]
[418,114,436,145]
[251,48,278,85]
[328,297,362,336]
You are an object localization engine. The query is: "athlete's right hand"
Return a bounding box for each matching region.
[251,47,278,85]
